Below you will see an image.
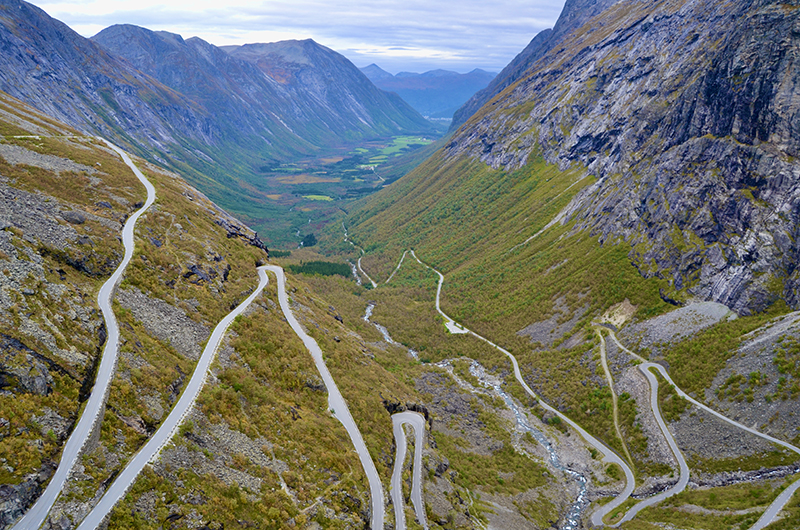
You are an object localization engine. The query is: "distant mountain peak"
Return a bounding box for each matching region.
[359,63,394,81]
[361,66,496,119]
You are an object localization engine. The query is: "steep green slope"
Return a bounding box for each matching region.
[334,0,800,527]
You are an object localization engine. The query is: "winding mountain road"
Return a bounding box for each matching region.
[385,250,408,284]
[409,251,468,334]
[12,140,155,530]
[350,240,800,527]
[342,223,377,288]
[615,362,690,525]
[76,266,271,529]
[76,264,386,529]
[606,331,800,529]
[390,412,428,530]
[405,250,635,526]
[264,265,385,529]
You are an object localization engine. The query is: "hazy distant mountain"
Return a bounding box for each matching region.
[360,63,394,81]
[91,26,432,153]
[360,65,495,119]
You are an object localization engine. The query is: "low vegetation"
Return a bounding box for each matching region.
[664,305,788,399]
[285,260,350,277]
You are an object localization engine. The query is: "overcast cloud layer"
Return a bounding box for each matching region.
[27,0,566,73]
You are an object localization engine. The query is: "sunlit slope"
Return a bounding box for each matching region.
[344,148,671,345]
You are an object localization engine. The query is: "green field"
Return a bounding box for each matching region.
[251,134,443,250]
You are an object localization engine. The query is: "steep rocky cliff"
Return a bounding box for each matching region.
[451,0,620,128]
[448,0,800,314]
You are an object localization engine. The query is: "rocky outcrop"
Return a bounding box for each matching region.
[0,334,55,395]
[213,218,268,255]
[446,0,800,314]
[0,463,55,529]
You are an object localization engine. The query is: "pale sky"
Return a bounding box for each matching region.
[26,0,566,74]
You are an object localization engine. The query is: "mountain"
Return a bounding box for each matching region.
[339,0,800,526]
[451,0,620,128]
[361,65,495,119]
[92,28,429,148]
[359,63,394,81]
[0,1,214,154]
[6,0,800,528]
[0,89,517,530]
[356,0,800,315]
[0,0,434,246]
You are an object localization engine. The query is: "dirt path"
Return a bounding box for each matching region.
[595,329,634,469]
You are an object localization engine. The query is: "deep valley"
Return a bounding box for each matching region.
[2,0,800,529]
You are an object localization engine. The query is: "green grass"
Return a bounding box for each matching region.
[664,303,789,399]
[689,450,800,475]
[286,260,351,277]
[662,480,786,511]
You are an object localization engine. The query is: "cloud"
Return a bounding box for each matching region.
[28,0,565,72]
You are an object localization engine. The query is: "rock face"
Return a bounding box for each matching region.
[0,0,213,153]
[0,334,55,395]
[451,0,620,128]
[446,0,800,314]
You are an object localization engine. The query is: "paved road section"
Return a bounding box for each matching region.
[406,250,635,526]
[750,478,800,530]
[11,140,156,530]
[76,266,271,529]
[615,362,691,525]
[606,331,800,529]
[410,251,468,334]
[264,265,385,529]
[391,412,428,530]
